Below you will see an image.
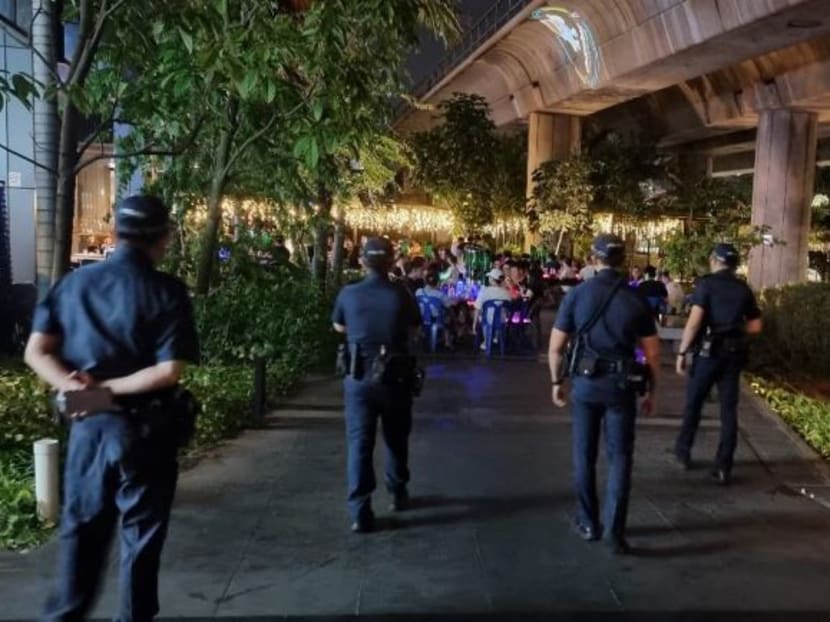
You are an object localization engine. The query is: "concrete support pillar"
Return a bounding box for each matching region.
[526,112,581,198]
[525,112,581,251]
[749,108,817,290]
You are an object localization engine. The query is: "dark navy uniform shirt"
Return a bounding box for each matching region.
[332,272,421,355]
[555,268,656,401]
[690,270,761,337]
[32,245,200,380]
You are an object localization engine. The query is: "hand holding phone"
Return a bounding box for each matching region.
[57,388,119,419]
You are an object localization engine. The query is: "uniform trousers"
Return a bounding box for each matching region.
[571,389,637,539]
[43,413,178,622]
[675,352,743,473]
[343,376,412,520]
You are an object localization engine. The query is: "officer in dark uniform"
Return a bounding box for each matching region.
[331,238,421,533]
[674,243,763,485]
[24,195,199,621]
[548,234,661,555]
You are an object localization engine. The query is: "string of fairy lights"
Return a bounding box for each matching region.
[181,199,685,245]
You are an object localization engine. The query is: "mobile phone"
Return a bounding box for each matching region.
[58,388,119,418]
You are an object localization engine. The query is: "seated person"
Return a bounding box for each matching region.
[474,268,511,330]
[416,270,455,348]
[638,265,668,317]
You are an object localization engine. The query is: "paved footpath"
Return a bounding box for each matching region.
[2,352,830,621]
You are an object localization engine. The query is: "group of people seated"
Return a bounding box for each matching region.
[392,247,546,352]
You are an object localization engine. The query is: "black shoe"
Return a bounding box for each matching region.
[389,490,410,512]
[711,468,731,486]
[351,514,375,534]
[669,447,691,470]
[572,520,601,542]
[606,536,631,556]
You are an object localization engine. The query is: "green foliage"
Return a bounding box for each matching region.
[660,222,775,281]
[528,155,594,235]
[410,93,526,230]
[0,369,57,452]
[193,240,331,367]
[0,70,37,112]
[748,376,830,458]
[183,365,254,447]
[0,368,58,551]
[0,449,54,551]
[750,283,830,379]
[588,132,661,219]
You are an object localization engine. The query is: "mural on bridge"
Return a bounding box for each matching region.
[530,5,602,89]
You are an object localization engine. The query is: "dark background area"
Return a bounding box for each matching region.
[404,0,488,87]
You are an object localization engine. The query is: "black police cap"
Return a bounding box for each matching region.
[712,243,740,267]
[591,233,625,259]
[115,195,170,237]
[362,237,393,260]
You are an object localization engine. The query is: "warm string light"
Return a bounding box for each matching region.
[592,213,684,241]
[345,204,456,235]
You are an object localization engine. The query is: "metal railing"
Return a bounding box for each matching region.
[409,0,536,102]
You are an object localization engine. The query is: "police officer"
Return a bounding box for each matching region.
[674,244,763,485]
[331,237,421,533]
[548,234,660,555]
[24,195,199,621]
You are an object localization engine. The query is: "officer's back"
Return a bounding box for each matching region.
[334,272,418,354]
[332,237,421,533]
[692,269,757,337]
[558,268,656,400]
[25,195,198,622]
[42,244,194,380]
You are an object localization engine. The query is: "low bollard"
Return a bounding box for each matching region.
[253,356,267,420]
[33,438,60,523]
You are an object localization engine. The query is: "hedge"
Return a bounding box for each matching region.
[750,282,830,378]
[748,375,830,458]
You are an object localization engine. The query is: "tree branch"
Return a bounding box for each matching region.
[75,98,119,156]
[221,113,279,180]
[73,114,206,176]
[68,0,129,87]
[0,143,58,174]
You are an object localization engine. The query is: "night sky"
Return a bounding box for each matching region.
[404,0,489,88]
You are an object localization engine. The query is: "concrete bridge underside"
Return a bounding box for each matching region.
[398,0,830,288]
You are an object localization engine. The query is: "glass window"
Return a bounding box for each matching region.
[1,0,31,31]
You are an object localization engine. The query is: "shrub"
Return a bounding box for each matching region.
[194,261,334,383]
[748,376,830,458]
[0,449,53,550]
[0,367,57,452]
[183,365,254,447]
[751,283,830,378]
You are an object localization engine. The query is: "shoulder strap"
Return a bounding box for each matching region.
[575,276,625,337]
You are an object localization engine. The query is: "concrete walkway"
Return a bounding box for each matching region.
[2,353,830,621]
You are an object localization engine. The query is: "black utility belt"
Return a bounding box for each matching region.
[573,354,651,396]
[697,334,747,359]
[336,344,425,396]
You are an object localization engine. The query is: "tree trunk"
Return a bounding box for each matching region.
[331,202,346,288]
[195,103,237,295]
[50,103,80,281]
[32,0,59,294]
[554,229,565,256]
[312,186,332,290]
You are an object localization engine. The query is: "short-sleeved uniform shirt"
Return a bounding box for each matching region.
[332,272,421,355]
[32,245,200,380]
[555,268,657,402]
[690,270,761,337]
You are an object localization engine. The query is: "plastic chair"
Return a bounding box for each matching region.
[476,299,507,357]
[417,296,446,353]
